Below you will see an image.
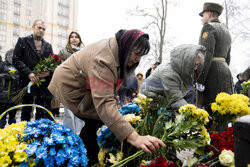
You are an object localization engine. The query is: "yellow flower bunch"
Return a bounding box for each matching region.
[0,122,28,167]
[179,104,209,124]
[98,147,109,167]
[124,114,141,124]
[8,67,16,79]
[107,152,123,165]
[241,80,250,95]
[200,126,210,146]
[133,93,153,105]
[211,93,250,117]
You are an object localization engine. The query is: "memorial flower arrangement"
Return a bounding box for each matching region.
[96,94,210,167]
[13,54,62,104]
[210,93,250,125]
[0,116,88,166]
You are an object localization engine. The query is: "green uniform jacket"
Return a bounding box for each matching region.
[197,19,233,107]
[140,44,206,109]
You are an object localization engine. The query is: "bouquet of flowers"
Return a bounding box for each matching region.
[0,117,88,167]
[7,67,16,100]
[210,93,250,125]
[187,127,235,167]
[13,54,61,104]
[96,94,210,167]
[240,81,250,95]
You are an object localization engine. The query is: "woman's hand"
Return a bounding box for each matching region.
[126,131,166,154]
[28,73,39,83]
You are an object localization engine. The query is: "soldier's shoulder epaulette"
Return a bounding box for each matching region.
[202,23,215,32]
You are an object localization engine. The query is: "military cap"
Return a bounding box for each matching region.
[199,2,223,17]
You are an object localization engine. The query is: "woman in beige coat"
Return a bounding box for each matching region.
[48,29,165,165]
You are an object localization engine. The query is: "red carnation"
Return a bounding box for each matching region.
[195,163,210,167]
[166,161,178,167]
[210,132,220,142]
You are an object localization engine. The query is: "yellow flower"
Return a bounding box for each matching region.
[28,158,36,167]
[116,151,123,161]
[124,114,141,124]
[137,94,147,101]
[179,104,209,124]
[98,148,109,166]
[219,149,235,167]
[14,150,28,162]
[107,153,117,164]
[200,126,210,145]
[0,155,12,167]
[133,98,143,104]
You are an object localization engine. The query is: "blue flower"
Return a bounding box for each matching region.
[25,141,40,155]
[23,119,88,166]
[43,137,55,146]
[35,145,47,159]
[55,149,67,165]
[43,156,55,167]
[119,102,140,115]
[49,147,57,156]
[51,131,66,143]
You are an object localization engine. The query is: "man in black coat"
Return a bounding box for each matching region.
[13,19,53,121]
[234,73,244,94]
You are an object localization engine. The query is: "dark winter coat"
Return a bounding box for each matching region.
[140,44,206,109]
[0,61,20,103]
[12,35,53,97]
[234,80,244,94]
[197,19,233,107]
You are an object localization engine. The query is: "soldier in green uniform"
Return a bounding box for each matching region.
[196,2,233,132]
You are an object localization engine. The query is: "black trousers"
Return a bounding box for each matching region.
[0,103,17,128]
[21,94,52,121]
[79,118,103,166]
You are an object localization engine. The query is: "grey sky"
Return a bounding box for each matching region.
[78,0,249,82]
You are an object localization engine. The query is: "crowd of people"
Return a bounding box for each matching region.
[0,2,249,165]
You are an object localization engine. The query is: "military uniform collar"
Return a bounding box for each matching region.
[210,18,220,23]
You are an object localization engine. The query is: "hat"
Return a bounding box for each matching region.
[237,73,243,79]
[199,2,223,17]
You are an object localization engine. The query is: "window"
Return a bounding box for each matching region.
[0,13,7,21]
[0,24,6,31]
[26,9,31,16]
[14,0,21,4]
[26,0,32,6]
[13,27,20,35]
[14,5,20,15]
[25,29,32,36]
[58,16,69,27]
[13,16,20,25]
[0,45,6,53]
[0,34,6,41]
[12,36,18,46]
[58,28,67,38]
[58,6,69,17]
[26,19,31,26]
[1,2,7,9]
[59,0,69,6]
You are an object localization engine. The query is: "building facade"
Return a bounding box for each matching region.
[0,0,78,59]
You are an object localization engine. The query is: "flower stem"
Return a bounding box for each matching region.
[7,81,12,100]
[111,150,144,167]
